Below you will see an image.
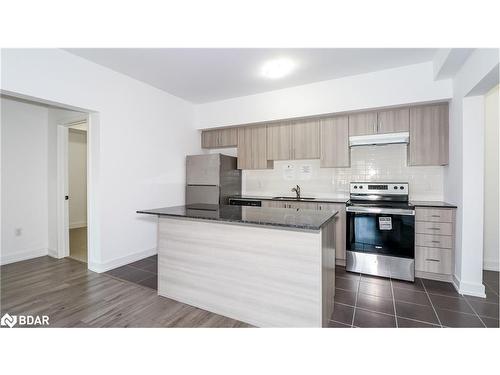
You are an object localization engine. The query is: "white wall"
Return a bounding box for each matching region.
[483,85,499,271]
[1,49,200,272]
[243,144,444,201]
[195,62,452,128]
[68,129,87,228]
[1,98,49,264]
[445,48,499,296]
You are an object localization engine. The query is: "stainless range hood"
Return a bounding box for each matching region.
[349,132,409,147]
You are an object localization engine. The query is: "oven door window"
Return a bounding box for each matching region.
[347,212,414,258]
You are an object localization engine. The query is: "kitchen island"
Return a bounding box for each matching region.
[137,204,337,327]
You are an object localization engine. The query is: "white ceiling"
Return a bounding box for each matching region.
[65,48,438,104]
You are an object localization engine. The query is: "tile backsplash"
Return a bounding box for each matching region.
[243,144,444,200]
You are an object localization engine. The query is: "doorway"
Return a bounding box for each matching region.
[67,122,88,263]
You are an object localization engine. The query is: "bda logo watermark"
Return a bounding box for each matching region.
[1,313,49,328]
[1,313,17,328]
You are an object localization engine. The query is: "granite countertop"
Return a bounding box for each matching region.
[229,195,349,204]
[137,203,338,231]
[409,201,457,208]
[230,195,456,208]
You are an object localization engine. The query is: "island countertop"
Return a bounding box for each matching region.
[137,203,337,231]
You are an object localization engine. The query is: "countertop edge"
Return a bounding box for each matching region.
[229,196,457,208]
[409,202,457,209]
[229,195,349,204]
[137,209,338,232]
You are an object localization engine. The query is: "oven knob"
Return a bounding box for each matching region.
[393,186,398,190]
[359,185,363,189]
[354,185,358,189]
[400,186,404,190]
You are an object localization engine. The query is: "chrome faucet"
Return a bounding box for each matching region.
[291,185,301,200]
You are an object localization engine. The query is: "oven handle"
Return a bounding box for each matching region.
[346,206,415,216]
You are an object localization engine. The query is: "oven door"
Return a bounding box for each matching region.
[346,206,415,259]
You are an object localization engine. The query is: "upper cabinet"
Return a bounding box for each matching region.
[408,103,449,166]
[291,119,320,160]
[267,122,292,160]
[320,116,350,168]
[200,103,448,169]
[201,128,238,149]
[348,111,377,136]
[237,126,273,170]
[348,108,409,136]
[377,108,409,133]
[267,119,320,161]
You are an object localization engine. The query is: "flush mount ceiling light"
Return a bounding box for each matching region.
[261,58,295,79]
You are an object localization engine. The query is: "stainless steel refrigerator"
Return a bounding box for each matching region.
[186,154,241,205]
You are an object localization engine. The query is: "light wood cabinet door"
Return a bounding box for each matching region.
[409,103,449,166]
[201,129,219,148]
[280,201,318,209]
[415,247,452,274]
[201,128,237,148]
[291,119,320,160]
[261,200,286,208]
[267,122,292,160]
[377,108,409,134]
[348,111,377,136]
[415,207,454,223]
[237,126,271,170]
[317,203,346,261]
[320,116,350,168]
[416,221,453,236]
[415,233,453,249]
[218,128,238,147]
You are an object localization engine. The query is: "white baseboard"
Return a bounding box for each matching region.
[483,260,499,271]
[47,248,66,259]
[0,248,49,266]
[88,247,157,273]
[69,221,87,229]
[452,274,486,298]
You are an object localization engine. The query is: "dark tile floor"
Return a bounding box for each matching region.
[105,255,158,290]
[329,266,499,328]
[108,256,499,328]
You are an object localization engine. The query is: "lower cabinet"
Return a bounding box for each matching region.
[317,203,346,265]
[261,200,286,208]
[260,200,347,264]
[414,207,455,281]
[415,247,453,275]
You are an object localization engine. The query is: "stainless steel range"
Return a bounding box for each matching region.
[345,182,415,281]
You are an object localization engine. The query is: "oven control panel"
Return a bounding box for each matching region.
[350,182,408,195]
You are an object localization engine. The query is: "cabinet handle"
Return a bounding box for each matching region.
[431,215,441,218]
[431,240,440,243]
[378,121,381,132]
[428,227,440,230]
[425,258,440,262]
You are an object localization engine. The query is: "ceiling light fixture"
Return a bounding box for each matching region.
[261,58,295,79]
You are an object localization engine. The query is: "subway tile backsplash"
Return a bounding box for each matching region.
[243,144,444,200]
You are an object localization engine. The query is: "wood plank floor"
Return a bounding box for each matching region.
[0,256,253,328]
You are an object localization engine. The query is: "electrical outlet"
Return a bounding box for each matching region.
[15,228,22,236]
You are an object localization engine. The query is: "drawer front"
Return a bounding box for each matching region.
[415,208,453,223]
[415,233,453,249]
[415,221,453,236]
[284,201,317,210]
[415,247,452,274]
[262,200,286,208]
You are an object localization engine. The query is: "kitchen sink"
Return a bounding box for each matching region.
[272,196,316,201]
